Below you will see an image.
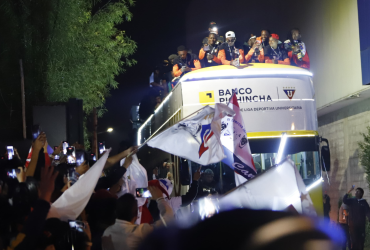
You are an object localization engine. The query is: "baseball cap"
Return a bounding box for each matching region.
[168,54,177,61]
[225,31,236,38]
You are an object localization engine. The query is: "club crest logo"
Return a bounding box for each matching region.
[198,124,214,158]
[221,122,227,131]
[283,87,296,100]
[239,135,248,148]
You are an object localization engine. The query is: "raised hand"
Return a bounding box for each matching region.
[39,165,59,202]
[193,166,202,181]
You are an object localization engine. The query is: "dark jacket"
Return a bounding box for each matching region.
[343,194,370,229]
[217,41,245,65]
[172,53,201,77]
[199,43,221,68]
[264,45,290,65]
[10,199,51,250]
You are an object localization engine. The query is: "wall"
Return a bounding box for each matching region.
[185,0,367,109]
[318,97,370,221]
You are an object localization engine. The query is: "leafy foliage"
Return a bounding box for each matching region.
[0,0,136,136]
[359,127,370,249]
[359,126,370,190]
[46,0,137,114]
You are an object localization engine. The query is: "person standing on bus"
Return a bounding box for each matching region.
[264,34,290,65]
[172,45,201,77]
[284,28,310,69]
[217,31,244,66]
[199,33,221,67]
[243,35,256,55]
[245,39,264,63]
[257,29,270,49]
[343,187,370,250]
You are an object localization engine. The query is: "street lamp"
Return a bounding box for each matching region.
[107,127,113,133]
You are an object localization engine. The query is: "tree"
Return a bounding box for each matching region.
[0,0,136,139]
[359,126,370,189]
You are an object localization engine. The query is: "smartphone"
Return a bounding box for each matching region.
[54,154,60,160]
[75,151,85,167]
[68,220,85,232]
[98,142,105,155]
[136,188,152,198]
[7,146,14,160]
[352,185,355,189]
[67,146,76,164]
[32,124,41,140]
[89,153,96,161]
[62,141,69,155]
[7,169,19,179]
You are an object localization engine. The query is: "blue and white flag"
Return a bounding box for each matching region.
[221,93,257,186]
[148,104,235,165]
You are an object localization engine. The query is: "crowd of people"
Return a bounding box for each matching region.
[0,131,236,249]
[0,130,363,249]
[140,21,310,122]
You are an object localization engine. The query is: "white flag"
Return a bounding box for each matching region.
[118,154,148,207]
[219,160,317,216]
[50,149,111,221]
[148,104,235,165]
[220,93,257,186]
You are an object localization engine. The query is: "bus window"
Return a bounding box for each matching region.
[252,151,321,186]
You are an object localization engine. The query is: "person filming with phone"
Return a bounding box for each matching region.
[172,45,201,78]
[343,186,370,250]
[199,33,221,67]
[217,31,244,66]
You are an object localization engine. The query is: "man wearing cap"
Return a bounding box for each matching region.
[264,34,290,65]
[172,45,201,77]
[218,31,245,66]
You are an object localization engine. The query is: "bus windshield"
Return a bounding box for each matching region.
[249,136,321,187]
[190,136,321,195]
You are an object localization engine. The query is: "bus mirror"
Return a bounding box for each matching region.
[321,138,330,171]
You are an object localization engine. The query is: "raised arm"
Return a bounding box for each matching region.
[343,187,355,205]
[26,133,45,177]
[181,166,201,206]
[104,146,137,170]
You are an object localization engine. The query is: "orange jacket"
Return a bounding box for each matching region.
[264,56,290,65]
[245,48,265,63]
[199,49,221,64]
[218,48,244,65]
[288,51,310,69]
[172,60,201,77]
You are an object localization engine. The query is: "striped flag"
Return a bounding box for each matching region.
[220,93,257,186]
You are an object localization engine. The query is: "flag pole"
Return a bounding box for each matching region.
[127,105,209,158]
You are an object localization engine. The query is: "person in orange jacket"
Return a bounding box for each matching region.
[284,28,310,69]
[172,45,201,77]
[264,34,290,65]
[245,39,264,63]
[256,29,270,49]
[199,33,221,67]
[217,31,244,66]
